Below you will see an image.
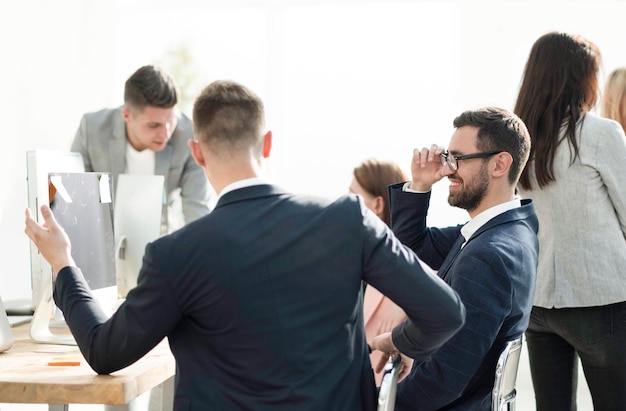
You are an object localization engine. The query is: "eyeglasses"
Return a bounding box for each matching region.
[440,150,503,171]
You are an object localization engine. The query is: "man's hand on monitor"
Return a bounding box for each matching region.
[25,205,76,275]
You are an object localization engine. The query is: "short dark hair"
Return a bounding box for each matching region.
[192,80,265,155]
[124,65,178,111]
[453,107,531,185]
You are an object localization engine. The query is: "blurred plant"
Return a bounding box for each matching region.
[157,41,203,116]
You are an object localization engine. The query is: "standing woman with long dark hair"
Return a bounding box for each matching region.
[514,32,626,411]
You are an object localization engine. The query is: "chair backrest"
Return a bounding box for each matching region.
[492,336,523,411]
[377,355,402,411]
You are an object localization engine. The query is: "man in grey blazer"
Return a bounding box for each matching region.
[71,65,211,233]
[25,80,466,411]
[389,107,539,410]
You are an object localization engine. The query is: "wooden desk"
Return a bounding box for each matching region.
[0,323,175,411]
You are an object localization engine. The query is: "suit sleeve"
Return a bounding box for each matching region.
[394,247,513,409]
[70,115,93,172]
[359,201,465,360]
[388,183,463,270]
[594,120,626,236]
[53,248,182,375]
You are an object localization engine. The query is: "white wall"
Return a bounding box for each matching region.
[0,1,122,302]
[2,0,626,323]
[0,1,618,410]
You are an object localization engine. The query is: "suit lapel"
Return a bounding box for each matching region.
[155,144,173,178]
[436,203,533,283]
[106,114,128,188]
[437,235,466,282]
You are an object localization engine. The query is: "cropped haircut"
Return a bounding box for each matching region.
[601,67,626,131]
[192,80,265,155]
[353,159,407,226]
[514,32,601,190]
[453,107,531,185]
[124,65,179,111]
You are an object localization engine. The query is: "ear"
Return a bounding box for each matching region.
[122,106,131,123]
[372,196,385,218]
[262,131,272,158]
[188,139,206,168]
[491,151,513,178]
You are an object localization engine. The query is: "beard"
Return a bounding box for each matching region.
[447,164,489,213]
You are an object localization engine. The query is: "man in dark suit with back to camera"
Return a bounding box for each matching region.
[388,107,539,410]
[25,79,465,411]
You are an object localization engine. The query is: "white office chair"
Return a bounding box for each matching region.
[492,336,523,411]
[377,354,402,411]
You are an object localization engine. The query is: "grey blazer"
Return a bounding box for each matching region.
[518,113,626,308]
[71,107,211,232]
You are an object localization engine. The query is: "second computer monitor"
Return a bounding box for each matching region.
[114,174,164,298]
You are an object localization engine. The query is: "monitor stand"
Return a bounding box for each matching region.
[30,271,118,346]
[0,296,14,352]
[29,278,76,345]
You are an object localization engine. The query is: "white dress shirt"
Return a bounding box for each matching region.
[460,199,521,247]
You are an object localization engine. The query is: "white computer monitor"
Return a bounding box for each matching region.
[48,172,117,307]
[28,171,117,345]
[26,150,85,310]
[114,174,164,298]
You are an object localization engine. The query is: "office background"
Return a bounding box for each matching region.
[1,0,624,332]
[2,1,614,410]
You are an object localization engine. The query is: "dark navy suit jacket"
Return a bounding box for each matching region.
[388,183,538,410]
[53,184,465,411]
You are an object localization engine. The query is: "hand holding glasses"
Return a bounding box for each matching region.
[409,147,504,192]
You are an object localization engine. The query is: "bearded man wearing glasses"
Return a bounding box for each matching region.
[384,107,538,410]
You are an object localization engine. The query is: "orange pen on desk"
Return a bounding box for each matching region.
[48,356,81,366]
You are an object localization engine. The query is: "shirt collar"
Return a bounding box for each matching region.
[218,177,270,200]
[460,199,521,245]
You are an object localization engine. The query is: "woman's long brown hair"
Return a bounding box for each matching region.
[514,32,601,190]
